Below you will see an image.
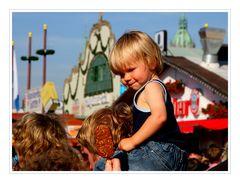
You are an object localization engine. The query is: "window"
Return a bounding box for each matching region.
[85,53,113,96]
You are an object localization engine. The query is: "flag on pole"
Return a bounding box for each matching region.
[13,50,20,111]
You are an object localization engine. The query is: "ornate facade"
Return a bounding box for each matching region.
[63,18,121,117]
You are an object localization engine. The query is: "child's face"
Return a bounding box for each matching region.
[120,60,153,90]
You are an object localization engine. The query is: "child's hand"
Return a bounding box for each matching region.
[118,138,135,151]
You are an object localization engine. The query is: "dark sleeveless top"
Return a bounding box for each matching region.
[132,79,185,149]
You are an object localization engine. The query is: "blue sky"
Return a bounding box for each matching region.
[12,12,228,108]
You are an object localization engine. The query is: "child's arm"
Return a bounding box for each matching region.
[118,82,167,151]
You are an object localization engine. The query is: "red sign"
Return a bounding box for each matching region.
[172,98,190,118]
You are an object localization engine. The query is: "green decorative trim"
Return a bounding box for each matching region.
[63,69,81,104]
[63,84,70,104]
[100,37,110,52]
[80,51,90,75]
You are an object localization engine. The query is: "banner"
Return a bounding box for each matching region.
[25,88,42,113]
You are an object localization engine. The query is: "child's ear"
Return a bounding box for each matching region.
[149,62,157,71]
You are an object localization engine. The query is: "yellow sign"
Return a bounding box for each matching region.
[40,82,58,107]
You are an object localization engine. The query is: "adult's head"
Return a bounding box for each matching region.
[13,113,85,170]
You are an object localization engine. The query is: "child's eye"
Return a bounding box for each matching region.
[127,68,135,72]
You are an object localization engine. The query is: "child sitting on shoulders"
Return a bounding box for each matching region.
[108,31,187,170]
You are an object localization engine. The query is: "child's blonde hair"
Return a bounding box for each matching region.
[109,31,163,76]
[76,103,133,155]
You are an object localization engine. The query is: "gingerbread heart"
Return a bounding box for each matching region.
[95,124,114,158]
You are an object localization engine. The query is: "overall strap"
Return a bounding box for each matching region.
[133,79,167,112]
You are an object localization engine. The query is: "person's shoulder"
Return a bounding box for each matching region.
[145,80,164,92]
[144,81,165,103]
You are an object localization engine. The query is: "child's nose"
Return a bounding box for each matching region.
[121,73,131,86]
[123,73,131,81]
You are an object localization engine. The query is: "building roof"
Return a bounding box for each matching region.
[167,46,228,80]
[163,56,228,100]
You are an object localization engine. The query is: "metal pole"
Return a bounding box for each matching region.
[43,24,47,86]
[28,32,32,90]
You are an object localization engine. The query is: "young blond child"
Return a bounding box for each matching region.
[108,31,187,170]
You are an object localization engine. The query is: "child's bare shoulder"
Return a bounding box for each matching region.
[145,80,164,91]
